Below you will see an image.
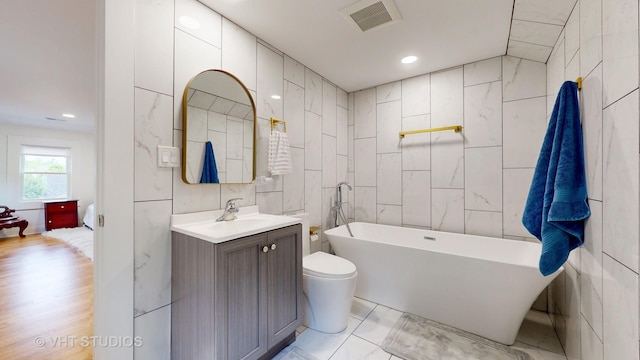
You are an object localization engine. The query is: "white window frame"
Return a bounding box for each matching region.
[20,145,72,201]
[7,135,80,209]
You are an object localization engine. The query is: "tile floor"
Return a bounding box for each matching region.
[274,297,567,360]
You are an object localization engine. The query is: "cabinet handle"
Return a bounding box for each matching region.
[48,220,52,223]
[270,244,276,251]
[262,246,269,253]
[60,205,64,209]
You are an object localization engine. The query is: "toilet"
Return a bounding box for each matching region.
[294,214,357,333]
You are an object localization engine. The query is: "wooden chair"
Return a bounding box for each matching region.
[0,206,28,238]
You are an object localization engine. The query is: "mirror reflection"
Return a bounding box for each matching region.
[182,70,256,184]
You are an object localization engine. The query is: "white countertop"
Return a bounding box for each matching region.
[171,206,301,244]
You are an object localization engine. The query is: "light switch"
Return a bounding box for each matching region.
[157,146,181,168]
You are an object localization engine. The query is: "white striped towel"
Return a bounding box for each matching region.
[268,130,292,175]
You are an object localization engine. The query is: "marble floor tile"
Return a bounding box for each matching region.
[275,299,567,360]
[511,342,568,360]
[290,316,362,360]
[353,305,404,346]
[331,336,392,360]
[272,346,320,360]
[516,310,565,354]
[351,297,377,320]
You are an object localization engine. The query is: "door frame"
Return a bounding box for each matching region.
[94,0,135,358]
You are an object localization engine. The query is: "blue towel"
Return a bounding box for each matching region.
[200,141,219,184]
[522,81,590,276]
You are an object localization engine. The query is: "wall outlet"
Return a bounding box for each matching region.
[157,146,180,168]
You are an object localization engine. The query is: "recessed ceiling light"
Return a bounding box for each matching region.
[401,55,418,64]
[179,16,200,29]
[271,95,281,100]
[62,113,75,118]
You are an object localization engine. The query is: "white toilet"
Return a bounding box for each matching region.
[294,214,357,333]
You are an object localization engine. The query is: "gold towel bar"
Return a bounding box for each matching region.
[399,125,463,139]
[270,117,287,132]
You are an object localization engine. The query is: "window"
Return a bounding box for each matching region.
[21,146,71,201]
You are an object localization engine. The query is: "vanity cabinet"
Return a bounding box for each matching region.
[172,224,302,360]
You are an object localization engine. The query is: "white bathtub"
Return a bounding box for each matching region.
[324,222,562,345]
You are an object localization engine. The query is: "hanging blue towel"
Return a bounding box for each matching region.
[200,141,219,184]
[522,80,590,276]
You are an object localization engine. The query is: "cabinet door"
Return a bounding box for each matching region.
[216,233,267,360]
[44,200,78,230]
[266,224,302,347]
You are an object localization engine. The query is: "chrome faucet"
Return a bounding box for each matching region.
[334,181,352,219]
[216,198,243,221]
[333,182,354,237]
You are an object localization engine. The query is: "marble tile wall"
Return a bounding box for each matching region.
[129,1,640,358]
[545,0,640,359]
[351,55,546,242]
[131,0,349,357]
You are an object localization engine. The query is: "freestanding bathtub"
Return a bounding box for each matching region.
[324,222,563,345]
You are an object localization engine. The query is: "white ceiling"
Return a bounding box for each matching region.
[200,0,514,92]
[0,0,96,133]
[0,0,576,133]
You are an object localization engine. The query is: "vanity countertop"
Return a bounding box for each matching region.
[171,206,301,244]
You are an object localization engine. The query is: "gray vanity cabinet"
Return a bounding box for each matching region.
[265,225,303,347]
[215,232,268,360]
[172,224,302,360]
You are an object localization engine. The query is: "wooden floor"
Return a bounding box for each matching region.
[0,234,93,360]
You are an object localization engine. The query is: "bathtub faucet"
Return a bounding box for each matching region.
[333,182,354,237]
[333,181,351,224]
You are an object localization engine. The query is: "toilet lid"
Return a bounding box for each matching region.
[303,251,357,279]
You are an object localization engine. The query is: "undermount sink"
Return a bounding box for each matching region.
[171,205,301,243]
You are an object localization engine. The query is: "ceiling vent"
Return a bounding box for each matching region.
[341,0,402,32]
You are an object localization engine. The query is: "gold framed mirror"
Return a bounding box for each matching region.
[181,70,256,184]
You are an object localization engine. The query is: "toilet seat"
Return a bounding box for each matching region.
[303,251,357,279]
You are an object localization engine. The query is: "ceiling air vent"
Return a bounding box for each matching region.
[341,0,402,32]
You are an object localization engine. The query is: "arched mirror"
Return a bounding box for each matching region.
[182,70,256,184]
